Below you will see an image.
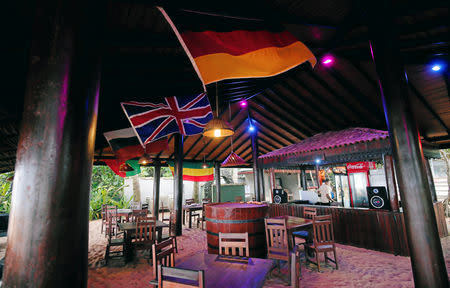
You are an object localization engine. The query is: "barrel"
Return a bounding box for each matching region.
[205,202,269,258]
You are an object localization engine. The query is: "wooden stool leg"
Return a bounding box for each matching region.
[316,251,320,272]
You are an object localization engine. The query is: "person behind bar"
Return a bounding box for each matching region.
[317,179,333,205]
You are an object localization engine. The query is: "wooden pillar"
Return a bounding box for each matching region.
[424,158,438,202]
[301,169,308,190]
[383,155,400,212]
[3,0,103,286]
[173,134,183,236]
[314,164,320,188]
[153,161,161,220]
[369,2,448,286]
[214,162,221,202]
[258,168,265,202]
[251,132,261,201]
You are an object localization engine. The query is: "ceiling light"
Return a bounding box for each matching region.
[138,154,153,166]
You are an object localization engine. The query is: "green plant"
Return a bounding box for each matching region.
[0,172,13,213]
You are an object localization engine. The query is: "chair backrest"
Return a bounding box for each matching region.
[135,216,156,245]
[303,207,317,219]
[152,238,176,276]
[219,232,249,257]
[130,209,148,222]
[264,218,289,261]
[201,198,211,204]
[311,214,334,247]
[234,196,243,202]
[158,265,204,288]
[185,198,195,205]
[107,214,120,239]
[130,201,141,210]
[141,203,149,211]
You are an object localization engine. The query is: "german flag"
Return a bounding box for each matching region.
[167,161,214,182]
[159,8,316,86]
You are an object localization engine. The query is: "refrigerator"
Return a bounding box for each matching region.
[334,174,350,208]
[346,162,376,208]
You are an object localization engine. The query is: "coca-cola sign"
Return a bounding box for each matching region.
[346,161,376,173]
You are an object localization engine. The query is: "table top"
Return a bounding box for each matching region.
[176,253,273,288]
[272,215,312,230]
[182,203,203,210]
[117,220,168,231]
[117,209,132,215]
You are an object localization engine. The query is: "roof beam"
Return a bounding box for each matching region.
[249,107,300,143]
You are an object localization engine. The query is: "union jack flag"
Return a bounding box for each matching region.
[121,93,213,145]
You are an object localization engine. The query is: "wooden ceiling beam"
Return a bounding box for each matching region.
[249,99,311,139]
[274,82,336,130]
[248,105,302,143]
[307,72,375,127]
[261,89,322,132]
[288,75,353,125]
[326,67,384,124]
[408,82,450,135]
[249,113,294,146]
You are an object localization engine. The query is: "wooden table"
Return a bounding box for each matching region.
[117,208,132,221]
[182,204,203,228]
[176,253,273,288]
[272,215,313,249]
[118,221,169,261]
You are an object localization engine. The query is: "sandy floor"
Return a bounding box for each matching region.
[1,219,449,287]
[86,219,450,288]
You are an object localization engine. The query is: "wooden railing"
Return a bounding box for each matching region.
[268,202,448,256]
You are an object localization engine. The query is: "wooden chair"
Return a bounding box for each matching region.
[197,202,208,230]
[160,201,170,223]
[292,207,317,245]
[105,214,125,264]
[104,205,118,237]
[130,201,141,210]
[158,265,205,288]
[101,204,108,234]
[129,209,148,223]
[133,216,156,257]
[304,214,338,272]
[201,198,211,204]
[150,238,177,286]
[160,210,178,252]
[265,218,290,262]
[185,198,195,205]
[219,232,249,257]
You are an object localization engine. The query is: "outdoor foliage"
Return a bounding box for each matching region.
[0,172,13,214]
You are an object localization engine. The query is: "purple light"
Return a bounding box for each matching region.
[322,56,334,65]
[239,100,248,108]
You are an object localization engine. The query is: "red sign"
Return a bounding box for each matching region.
[346,161,376,173]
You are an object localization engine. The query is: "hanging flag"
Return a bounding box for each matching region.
[158,8,316,86]
[104,128,168,161]
[103,159,141,178]
[167,161,214,182]
[121,93,213,145]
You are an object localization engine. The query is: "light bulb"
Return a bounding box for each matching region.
[214,129,221,137]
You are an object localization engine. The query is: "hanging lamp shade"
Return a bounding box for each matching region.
[203,118,234,138]
[138,154,153,166]
[221,152,247,167]
[119,162,134,172]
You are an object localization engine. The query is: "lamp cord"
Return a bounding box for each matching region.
[229,101,233,152]
[215,82,219,117]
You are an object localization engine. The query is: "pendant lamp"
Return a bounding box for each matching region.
[203,83,234,138]
[201,154,209,169]
[138,145,153,166]
[221,102,247,167]
[119,162,134,172]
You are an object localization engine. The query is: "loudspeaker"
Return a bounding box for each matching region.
[273,189,287,204]
[367,186,390,210]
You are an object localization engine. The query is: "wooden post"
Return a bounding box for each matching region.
[214,162,221,202]
[173,134,183,236]
[369,2,448,285]
[314,164,320,189]
[383,155,400,212]
[424,158,438,202]
[259,168,265,202]
[269,168,275,202]
[251,132,261,201]
[301,169,308,190]
[3,0,103,286]
[153,160,161,220]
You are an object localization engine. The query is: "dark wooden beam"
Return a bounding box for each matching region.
[368,1,448,285]
[157,134,173,158]
[249,101,306,141]
[173,134,183,236]
[408,82,450,135]
[153,161,161,220]
[249,109,296,145]
[215,162,221,202]
[260,89,321,133]
[308,72,375,127]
